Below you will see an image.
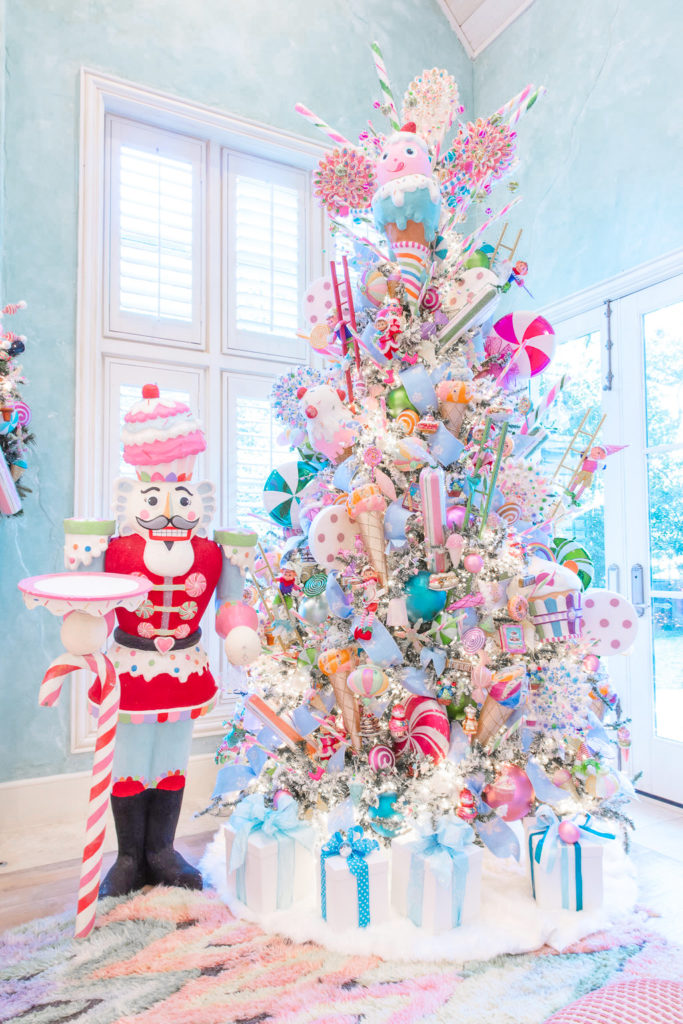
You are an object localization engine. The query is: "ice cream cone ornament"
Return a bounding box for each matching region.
[372,122,441,312]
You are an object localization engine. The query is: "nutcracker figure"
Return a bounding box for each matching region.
[66,385,260,897]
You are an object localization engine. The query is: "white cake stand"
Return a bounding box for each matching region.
[18,571,152,938]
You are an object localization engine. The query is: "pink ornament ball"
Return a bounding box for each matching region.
[463,552,484,574]
[216,601,258,638]
[552,767,572,787]
[393,695,450,764]
[582,653,600,673]
[482,764,534,822]
[272,788,292,808]
[558,820,581,844]
[368,744,396,771]
[446,505,467,530]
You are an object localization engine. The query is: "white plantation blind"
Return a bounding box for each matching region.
[227,153,308,362]
[107,117,204,346]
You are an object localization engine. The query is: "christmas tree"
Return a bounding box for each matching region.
[210,52,635,862]
[0,301,34,516]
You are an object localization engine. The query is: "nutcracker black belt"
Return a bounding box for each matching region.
[113,627,202,651]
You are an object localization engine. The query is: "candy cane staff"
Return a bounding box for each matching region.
[66,384,261,897]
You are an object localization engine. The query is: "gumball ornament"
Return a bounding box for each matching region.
[558,820,581,845]
[482,764,534,821]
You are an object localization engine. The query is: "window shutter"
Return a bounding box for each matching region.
[227,153,309,362]
[107,117,204,346]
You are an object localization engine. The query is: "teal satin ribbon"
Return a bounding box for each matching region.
[229,793,313,910]
[406,818,474,928]
[320,826,379,928]
[529,805,614,911]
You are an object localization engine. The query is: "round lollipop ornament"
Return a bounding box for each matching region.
[401,68,459,144]
[368,744,396,771]
[393,694,450,764]
[492,311,556,379]
[262,460,317,528]
[313,147,376,217]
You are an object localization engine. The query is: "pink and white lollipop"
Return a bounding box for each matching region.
[492,312,556,379]
[393,695,450,764]
[368,744,396,771]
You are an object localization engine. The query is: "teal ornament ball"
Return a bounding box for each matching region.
[405,571,447,624]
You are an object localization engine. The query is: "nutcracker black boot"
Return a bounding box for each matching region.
[144,786,203,890]
[99,791,149,898]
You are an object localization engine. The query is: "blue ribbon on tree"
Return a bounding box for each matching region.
[320,826,379,928]
[528,804,614,911]
[228,793,314,909]
[407,817,474,928]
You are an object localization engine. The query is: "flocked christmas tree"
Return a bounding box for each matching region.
[209,50,636,859]
[0,300,34,516]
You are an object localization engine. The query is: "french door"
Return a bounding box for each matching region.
[547,272,683,803]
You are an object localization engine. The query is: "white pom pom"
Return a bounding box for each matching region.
[60,611,107,656]
[224,626,261,667]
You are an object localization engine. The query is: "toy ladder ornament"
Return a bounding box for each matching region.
[491,223,523,266]
[547,409,606,519]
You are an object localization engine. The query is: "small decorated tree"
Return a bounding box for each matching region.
[0,301,34,516]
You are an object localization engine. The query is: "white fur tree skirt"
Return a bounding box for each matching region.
[200,827,638,963]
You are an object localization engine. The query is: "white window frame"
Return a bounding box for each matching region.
[73,69,328,752]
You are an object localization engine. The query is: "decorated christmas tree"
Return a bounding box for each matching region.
[210,51,636,876]
[0,300,34,516]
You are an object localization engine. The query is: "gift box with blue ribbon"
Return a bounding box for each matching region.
[391,817,482,933]
[224,793,315,914]
[527,805,614,912]
[319,826,389,929]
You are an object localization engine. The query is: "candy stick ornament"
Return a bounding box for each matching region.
[294,103,353,148]
[492,84,535,123]
[370,41,401,131]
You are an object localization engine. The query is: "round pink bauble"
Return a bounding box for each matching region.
[482,764,534,821]
[463,552,484,574]
[272,788,292,808]
[215,601,259,639]
[552,767,572,787]
[446,505,467,530]
[224,626,261,666]
[60,610,108,656]
[393,695,450,764]
[558,820,581,844]
[582,653,601,673]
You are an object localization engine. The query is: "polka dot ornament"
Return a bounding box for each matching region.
[393,695,450,764]
[582,589,638,656]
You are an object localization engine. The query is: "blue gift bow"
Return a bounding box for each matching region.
[228,793,313,909]
[407,818,473,928]
[320,826,379,928]
[529,804,614,911]
[420,645,447,676]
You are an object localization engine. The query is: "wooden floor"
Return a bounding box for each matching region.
[0,831,214,931]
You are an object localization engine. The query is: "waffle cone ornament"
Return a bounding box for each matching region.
[476,696,513,747]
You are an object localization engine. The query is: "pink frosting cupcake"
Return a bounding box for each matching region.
[122,384,206,481]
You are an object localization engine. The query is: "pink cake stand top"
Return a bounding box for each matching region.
[18,572,153,617]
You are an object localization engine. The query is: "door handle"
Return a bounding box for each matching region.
[607,563,620,592]
[630,563,647,617]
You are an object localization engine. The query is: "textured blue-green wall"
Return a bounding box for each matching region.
[473,0,683,306]
[0,0,472,782]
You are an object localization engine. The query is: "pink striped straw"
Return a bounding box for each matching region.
[493,84,534,122]
[294,103,353,148]
[459,197,521,256]
[40,650,120,939]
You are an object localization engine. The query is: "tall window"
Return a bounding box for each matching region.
[73,71,327,750]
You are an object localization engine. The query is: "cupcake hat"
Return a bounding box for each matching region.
[121,384,206,481]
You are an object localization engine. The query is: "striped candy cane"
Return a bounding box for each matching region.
[520,374,569,435]
[294,103,353,148]
[370,41,400,131]
[492,84,535,123]
[508,87,546,127]
[1,300,27,316]
[40,651,119,939]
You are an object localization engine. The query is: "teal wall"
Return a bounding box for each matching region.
[474,0,683,307]
[0,0,472,782]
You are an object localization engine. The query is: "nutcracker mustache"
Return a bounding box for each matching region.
[136,514,197,546]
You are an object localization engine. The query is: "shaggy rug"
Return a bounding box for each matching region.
[1,887,682,1024]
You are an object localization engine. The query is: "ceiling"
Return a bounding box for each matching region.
[436,0,535,58]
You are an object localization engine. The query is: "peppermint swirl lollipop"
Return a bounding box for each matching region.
[368,744,396,771]
[303,572,327,597]
[12,400,31,426]
[462,627,486,653]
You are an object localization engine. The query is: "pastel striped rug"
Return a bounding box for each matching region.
[1,887,681,1024]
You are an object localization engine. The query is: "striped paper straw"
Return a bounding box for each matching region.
[40,650,120,939]
[459,197,521,256]
[370,41,400,131]
[294,103,353,148]
[492,84,535,123]
[508,87,546,127]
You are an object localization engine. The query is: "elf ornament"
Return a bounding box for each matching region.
[64,385,261,898]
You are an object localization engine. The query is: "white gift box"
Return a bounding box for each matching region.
[224,821,314,915]
[526,823,604,912]
[318,848,389,930]
[391,832,482,933]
